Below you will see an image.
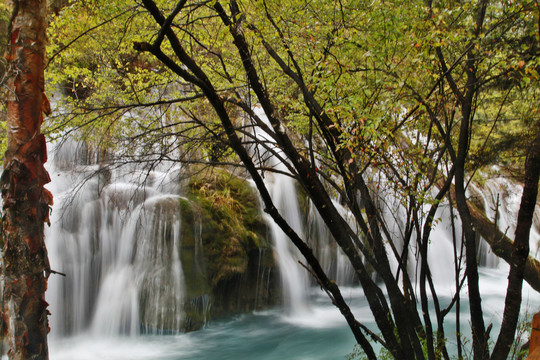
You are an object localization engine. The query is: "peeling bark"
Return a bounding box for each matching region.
[1,0,51,359]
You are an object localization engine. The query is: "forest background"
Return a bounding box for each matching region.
[0,0,539,359]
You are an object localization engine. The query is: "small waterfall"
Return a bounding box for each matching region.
[46,141,186,337]
[306,199,356,286]
[366,171,534,288]
[90,195,184,336]
[475,177,540,262]
[266,171,310,314]
[246,109,311,314]
[425,204,464,288]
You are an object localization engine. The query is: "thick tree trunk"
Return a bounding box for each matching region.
[490,132,540,360]
[1,0,51,359]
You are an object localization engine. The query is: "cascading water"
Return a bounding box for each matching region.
[33,139,540,360]
[364,168,521,291]
[246,109,311,315]
[44,138,304,339]
[265,171,310,314]
[474,176,540,263]
[306,198,357,286]
[90,195,185,336]
[46,141,186,337]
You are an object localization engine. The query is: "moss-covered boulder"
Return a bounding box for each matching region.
[178,169,280,331]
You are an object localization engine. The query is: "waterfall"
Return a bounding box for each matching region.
[89,195,184,336]
[42,139,539,341]
[304,198,357,286]
[265,172,310,314]
[46,141,185,337]
[473,176,540,262]
[246,108,311,315]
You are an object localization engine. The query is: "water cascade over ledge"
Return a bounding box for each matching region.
[37,140,540,359]
[46,142,187,336]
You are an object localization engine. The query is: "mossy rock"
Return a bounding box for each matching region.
[186,169,271,283]
[177,168,280,331]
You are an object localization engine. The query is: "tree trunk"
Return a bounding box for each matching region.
[1,0,51,359]
[491,132,540,360]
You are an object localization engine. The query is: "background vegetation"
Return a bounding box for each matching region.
[1,0,539,358]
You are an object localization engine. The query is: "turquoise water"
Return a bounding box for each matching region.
[49,294,359,360]
[48,269,540,360]
[49,309,356,360]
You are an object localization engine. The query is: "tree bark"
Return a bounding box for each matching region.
[437,1,489,357]
[490,132,540,360]
[1,0,51,359]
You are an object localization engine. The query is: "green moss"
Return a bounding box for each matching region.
[186,168,270,285]
[176,168,279,331]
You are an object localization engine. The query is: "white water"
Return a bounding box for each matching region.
[46,141,186,337]
[474,176,540,260]
[265,170,310,315]
[45,271,539,360]
[36,140,540,359]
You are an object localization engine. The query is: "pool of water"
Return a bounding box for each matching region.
[46,268,539,360]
